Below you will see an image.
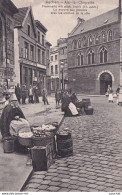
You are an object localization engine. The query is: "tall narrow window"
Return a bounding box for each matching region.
[87,50,94,65]
[77,39,81,48]
[72,40,77,49]
[42,51,45,65]
[27,25,31,36]
[37,31,40,43]
[88,35,93,46]
[30,45,34,61]
[99,47,107,63]
[55,65,58,74]
[51,56,53,61]
[24,42,29,59]
[77,52,84,66]
[101,31,107,42]
[51,66,53,74]
[42,35,44,46]
[108,30,112,41]
[38,49,41,63]
[55,55,57,60]
[95,34,99,44]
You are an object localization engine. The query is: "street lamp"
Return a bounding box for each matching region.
[60,61,64,90]
[72,78,76,92]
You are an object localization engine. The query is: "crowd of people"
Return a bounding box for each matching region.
[106,85,122,105]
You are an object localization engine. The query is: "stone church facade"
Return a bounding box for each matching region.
[68,0,122,94]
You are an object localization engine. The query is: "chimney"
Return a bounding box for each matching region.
[77,17,85,25]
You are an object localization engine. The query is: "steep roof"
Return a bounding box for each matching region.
[13,7,29,27]
[1,0,18,15]
[69,7,119,37]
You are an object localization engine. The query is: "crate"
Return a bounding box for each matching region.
[85,107,94,115]
[31,144,54,171]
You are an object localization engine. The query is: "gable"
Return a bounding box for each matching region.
[22,8,36,39]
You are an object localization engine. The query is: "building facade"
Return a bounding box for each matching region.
[50,46,60,92]
[57,38,68,90]
[14,7,37,90]
[14,7,50,93]
[35,20,47,93]
[46,41,52,94]
[68,0,122,95]
[0,0,18,96]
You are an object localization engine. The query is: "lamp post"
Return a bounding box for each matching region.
[72,78,76,92]
[60,61,64,90]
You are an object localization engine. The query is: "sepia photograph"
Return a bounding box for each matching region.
[0,0,122,193]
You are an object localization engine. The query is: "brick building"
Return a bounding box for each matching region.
[0,0,18,95]
[68,0,122,95]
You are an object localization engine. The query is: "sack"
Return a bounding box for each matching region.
[68,102,78,116]
[9,118,31,136]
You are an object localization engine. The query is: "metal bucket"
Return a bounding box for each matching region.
[3,136,15,153]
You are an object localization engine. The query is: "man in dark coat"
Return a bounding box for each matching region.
[0,93,25,138]
[15,83,21,104]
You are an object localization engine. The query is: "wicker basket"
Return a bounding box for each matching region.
[18,136,33,147]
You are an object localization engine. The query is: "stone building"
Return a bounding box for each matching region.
[0,0,18,95]
[68,0,122,95]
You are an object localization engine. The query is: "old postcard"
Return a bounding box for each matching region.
[0,0,122,193]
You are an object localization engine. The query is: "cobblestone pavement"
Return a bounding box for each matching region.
[24,96,122,192]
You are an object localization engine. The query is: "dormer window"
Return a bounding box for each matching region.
[27,24,31,36]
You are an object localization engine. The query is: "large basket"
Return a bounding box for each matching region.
[18,136,33,147]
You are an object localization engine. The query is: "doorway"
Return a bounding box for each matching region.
[100,72,112,95]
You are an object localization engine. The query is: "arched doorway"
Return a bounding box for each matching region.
[100,72,112,95]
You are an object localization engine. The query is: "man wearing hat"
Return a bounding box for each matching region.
[0,93,25,139]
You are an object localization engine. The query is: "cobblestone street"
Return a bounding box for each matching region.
[24,96,122,192]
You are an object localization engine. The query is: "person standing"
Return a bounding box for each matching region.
[15,83,21,104]
[108,87,114,103]
[55,90,61,106]
[118,85,122,106]
[33,86,39,103]
[28,85,34,103]
[42,88,49,105]
[21,85,27,104]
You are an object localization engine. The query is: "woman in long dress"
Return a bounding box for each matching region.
[118,86,122,106]
[108,87,113,103]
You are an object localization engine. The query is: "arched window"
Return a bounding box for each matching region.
[77,39,81,48]
[77,52,84,66]
[82,36,87,47]
[99,47,107,63]
[88,35,93,46]
[101,31,107,42]
[108,30,113,41]
[87,49,94,65]
[72,40,77,50]
[95,34,99,44]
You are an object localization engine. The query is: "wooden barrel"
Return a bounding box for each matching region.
[56,131,73,157]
